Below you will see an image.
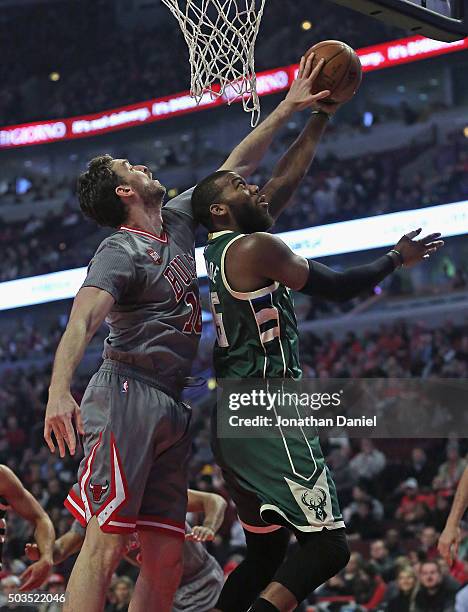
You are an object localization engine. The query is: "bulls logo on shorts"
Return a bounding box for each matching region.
[89,480,109,503]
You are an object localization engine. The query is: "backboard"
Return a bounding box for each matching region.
[329,0,467,41]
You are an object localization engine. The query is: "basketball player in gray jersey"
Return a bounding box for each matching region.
[26,490,227,612]
[43,53,331,612]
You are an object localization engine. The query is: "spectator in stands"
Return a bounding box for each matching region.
[385,567,418,612]
[315,552,362,601]
[342,552,363,588]
[406,447,437,488]
[0,576,36,611]
[44,479,64,512]
[4,417,26,460]
[346,500,384,540]
[456,521,468,561]
[38,574,65,612]
[384,529,405,560]
[326,444,356,507]
[105,576,133,612]
[349,439,386,484]
[414,560,457,612]
[395,478,431,530]
[369,540,395,582]
[418,526,441,560]
[352,562,387,610]
[437,444,467,491]
[343,485,384,524]
[430,492,452,533]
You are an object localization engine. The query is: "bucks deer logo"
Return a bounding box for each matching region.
[301,488,328,522]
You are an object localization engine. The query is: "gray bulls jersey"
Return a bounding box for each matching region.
[81,188,201,391]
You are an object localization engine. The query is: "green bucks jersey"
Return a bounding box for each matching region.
[205,230,344,533]
[204,231,302,380]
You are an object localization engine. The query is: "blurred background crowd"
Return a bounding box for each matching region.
[0,317,467,610]
[0,0,403,127]
[0,125,467,283]
[0,0,467,610]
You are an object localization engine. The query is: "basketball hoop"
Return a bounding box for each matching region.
[160,0,267,126]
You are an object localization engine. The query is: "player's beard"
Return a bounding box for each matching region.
[136,180,166,210]
[231,200,274,233]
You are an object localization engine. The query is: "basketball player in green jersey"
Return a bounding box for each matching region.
[192,117,443,612]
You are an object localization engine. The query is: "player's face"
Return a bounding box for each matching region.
[219,172,274,232]
[112,158,166,205]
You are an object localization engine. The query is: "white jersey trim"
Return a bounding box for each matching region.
[220,234,278,301]
[260,504,345,533]
[136,519,186,535]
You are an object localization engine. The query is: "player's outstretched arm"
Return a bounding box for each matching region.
[186,489,228,542]
[438,466,468,565]
[229,229,443,300]
[219,54,330,178]
[0,466,55,591]
[45,287,115,457]
[259,58,349,220]
[259,108,330,220]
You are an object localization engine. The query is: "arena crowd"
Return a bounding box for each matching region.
[0,129,466,283]
[0,0,401,127]
[0,319,467,610]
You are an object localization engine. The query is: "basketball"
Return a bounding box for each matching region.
[305,40,362,104]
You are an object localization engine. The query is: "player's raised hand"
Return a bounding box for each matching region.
[44,389,84,457]
[284,53,331,112]
[438,523,460,566]
[393,228,444,268]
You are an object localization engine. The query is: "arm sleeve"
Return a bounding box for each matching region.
[81,242,135,302]
[299,255,396,302]
[163,186,195,218]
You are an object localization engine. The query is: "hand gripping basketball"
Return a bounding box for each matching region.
[283,53,331,113]
[306,40,362,107]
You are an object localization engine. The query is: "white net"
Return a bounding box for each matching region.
[160,0,267,126]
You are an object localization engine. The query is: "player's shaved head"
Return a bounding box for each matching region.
[191,170,231,230]
[78,154,129,228]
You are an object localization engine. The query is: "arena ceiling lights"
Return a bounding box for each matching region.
[0,34,467,149]
[0,199,467,311]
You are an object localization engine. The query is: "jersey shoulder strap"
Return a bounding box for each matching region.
[221,233,279,301]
